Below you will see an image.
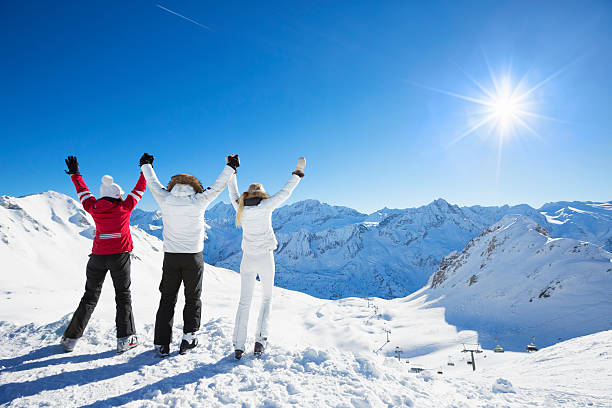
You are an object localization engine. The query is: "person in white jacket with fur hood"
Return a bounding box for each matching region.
[139,153,239,356]
[228,157,305,359]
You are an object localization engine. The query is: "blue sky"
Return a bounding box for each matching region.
[1,1,610,213]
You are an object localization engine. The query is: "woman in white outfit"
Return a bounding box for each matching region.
[228,157,306,359]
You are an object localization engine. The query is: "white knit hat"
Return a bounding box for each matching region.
[100,175,124,199]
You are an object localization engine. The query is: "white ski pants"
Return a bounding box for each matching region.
[232,250,275,351]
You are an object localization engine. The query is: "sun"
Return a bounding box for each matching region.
[485,83,525,135]
[411,72,545,148]
[491,95,518,125]
[409,63,565,179]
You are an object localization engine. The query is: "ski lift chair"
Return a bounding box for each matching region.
[526,336,538,352]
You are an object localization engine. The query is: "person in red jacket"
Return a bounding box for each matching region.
[61,155,147,354]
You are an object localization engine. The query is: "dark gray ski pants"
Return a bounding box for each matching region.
[154,252,204,346]
[64,252,135,339]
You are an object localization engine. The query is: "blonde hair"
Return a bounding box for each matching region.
[236,184,269,226]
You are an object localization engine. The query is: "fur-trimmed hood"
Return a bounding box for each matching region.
[244,184,269,199]
[168,174,203,196]
[236,185,269,207]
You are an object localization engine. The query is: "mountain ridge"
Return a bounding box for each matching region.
[5,191,612,299]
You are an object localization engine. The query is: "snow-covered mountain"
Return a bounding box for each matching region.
[133,198,612,300]
[6,190,612,301]
[540,200,612,249]
[1,191,611,407]
[419,214,612,350]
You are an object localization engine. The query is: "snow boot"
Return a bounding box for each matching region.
[179,332,198,355]
[117,335,139,354]
[61,336,78,353]
[254,341,265,357]
[234,349,244,360]
[155,344,170,357]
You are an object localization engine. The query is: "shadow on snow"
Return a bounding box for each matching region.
[79,354,237,407]
[0,349,163,404]
[1,346,116,374]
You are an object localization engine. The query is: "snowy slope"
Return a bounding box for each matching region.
[2,314,611,407]
[540,200,612,250]
[408,330,612,402]
[1,193,611,406]
[420,214,612,350]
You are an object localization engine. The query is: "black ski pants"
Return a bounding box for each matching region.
[154,252,204,346]
[64,252,135,339]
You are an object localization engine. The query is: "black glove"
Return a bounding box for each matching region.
[226,154,240,171]
[139,153,154,167]
[65,156,79,175]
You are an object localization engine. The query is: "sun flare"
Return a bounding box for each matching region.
[411,63,565,179]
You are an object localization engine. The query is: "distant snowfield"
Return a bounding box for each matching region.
[1,192,611,407]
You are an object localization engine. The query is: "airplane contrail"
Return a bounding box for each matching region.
[156,4,211,30]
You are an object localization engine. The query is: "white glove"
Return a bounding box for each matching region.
[296,157,306,172]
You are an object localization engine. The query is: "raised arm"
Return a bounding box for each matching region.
[65,155,96,213]
[264,174,301,209]
[139,153,168,204]
[196,154,240,207]
[196,165,235,206]
[263,157,306,210]
[121,172,147,211]
[228,173,240,211]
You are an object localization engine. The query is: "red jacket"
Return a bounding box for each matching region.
[71,173,147,255]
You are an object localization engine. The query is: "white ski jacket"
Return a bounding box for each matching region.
[141,163,235,253]
[229,173,301,253]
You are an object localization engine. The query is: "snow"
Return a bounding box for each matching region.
[491,378,515,393]
[1,192,611,407]
[2,313,611,406]
[539,201,612,250]
[423,214,612,350]
[542,212,568,225]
